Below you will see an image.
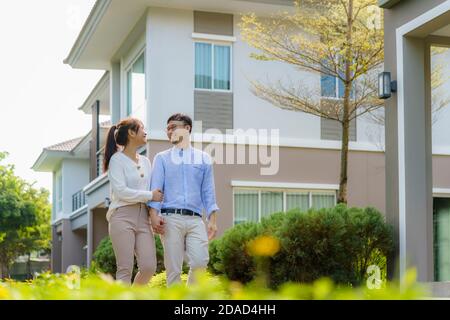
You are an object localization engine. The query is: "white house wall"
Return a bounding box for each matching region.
[146,7,195,133]
[232,14,321,140]
[142,7,392,146]
[61,159,90,217]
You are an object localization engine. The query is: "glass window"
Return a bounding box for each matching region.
[214,45,231,90]
[261,191,283,218]
[311,193,335,209]
[234,190,259,225]
[126,52,146,120]
[434,198,450,281]
[195,42,231,91]
[286,192,309,211]
[321,74,336,97]
[233,188,336,223]
[195,43,212,89]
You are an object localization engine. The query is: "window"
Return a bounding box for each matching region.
[233,188,336,225]
[56,172,62,213]
[195,42,231,91]
[126,52,146,120]
[321,73,346,98]
[320,59,354,99]
[434,197,450,281]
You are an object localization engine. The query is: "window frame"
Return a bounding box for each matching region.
[232,187,337,225]
[125,48,146,117]
[194,40,233,93]
[320,73,356,100]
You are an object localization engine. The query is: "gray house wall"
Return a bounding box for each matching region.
[382,0,449,281]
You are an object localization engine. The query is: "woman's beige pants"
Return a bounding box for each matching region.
[108,203,157,285]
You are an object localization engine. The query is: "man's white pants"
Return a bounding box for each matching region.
[160,214,209,286]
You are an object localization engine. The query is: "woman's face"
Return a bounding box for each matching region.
[129,123,147,146]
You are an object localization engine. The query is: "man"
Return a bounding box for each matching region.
[148,113,219,286]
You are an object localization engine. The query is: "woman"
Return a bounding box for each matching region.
[103,117,163,285]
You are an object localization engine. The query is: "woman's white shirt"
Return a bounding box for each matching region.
[106,152,153,222]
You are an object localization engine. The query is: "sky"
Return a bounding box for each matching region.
[0,0,103,194]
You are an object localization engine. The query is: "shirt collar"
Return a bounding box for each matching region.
[171,144,192,153]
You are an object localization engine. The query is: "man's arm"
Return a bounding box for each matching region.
[148,154,165,211]
[201,155,220,240]
[148,154,166,234]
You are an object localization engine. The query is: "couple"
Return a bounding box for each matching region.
[103,113,219,286]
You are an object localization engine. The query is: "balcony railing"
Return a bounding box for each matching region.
[96,147,105,178]
[72,190,86,212]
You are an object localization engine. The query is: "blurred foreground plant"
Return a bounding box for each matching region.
[0,268,428,300]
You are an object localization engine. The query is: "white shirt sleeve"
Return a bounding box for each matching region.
[108,156,153,203]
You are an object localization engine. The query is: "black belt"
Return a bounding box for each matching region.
[161,208,202,218]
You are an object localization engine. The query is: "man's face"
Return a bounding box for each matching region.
[166,120,190,145]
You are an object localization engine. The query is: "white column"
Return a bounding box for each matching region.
[110,62,121,125]
[396,35,433,282]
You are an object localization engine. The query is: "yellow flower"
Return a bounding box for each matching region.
[0,285,10,300]
[247,235,280,257]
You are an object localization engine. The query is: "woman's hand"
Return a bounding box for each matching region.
[149,208,165,235]
[151,188,164,202]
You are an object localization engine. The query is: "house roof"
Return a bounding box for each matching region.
[45,137,84,152]
[32,122,111,173]
[78,71,110,115]
[64,0,296,70]
[378,0,403,8]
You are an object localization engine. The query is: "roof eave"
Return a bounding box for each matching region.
[63,0,112,67]
[378,0,403,9]
[78,71,110,115]
[31,149,69,172]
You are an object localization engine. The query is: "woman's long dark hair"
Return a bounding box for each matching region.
[103,117,143,172]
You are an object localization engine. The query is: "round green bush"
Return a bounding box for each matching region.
[93,235,190,278]
[93,235,165,277]
[209,204,394,288]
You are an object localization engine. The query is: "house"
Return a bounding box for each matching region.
[379,0,450,291]
[32,0,450,288]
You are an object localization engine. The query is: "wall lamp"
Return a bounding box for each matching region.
[378,71,397,99]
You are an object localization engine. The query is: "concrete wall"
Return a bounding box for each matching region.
[61,159,90,217]
[92,208,108,253]
[51,225,62,273]
[144,7,386,145]
[383,0,449,281]
[146,139,386,235]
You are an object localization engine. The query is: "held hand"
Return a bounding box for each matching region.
[151,188,164,202]
[150,213,165,235]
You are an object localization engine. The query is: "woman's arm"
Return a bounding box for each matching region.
[108,157,153,202]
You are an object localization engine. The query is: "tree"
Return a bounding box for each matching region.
[0,151,51,279]
[240,0,384,203]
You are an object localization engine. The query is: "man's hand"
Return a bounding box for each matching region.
[207,211,218,241]
[151,188,164,202]
[149,208,165,235]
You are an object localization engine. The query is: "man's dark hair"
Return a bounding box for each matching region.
[167,113,193,133]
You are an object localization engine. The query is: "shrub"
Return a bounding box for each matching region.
[93,235,189,278]
[0,268,427,300]
[93,237,119,277]
[210,204,394,288]
[208,222,261,283]
[93,236,164,277]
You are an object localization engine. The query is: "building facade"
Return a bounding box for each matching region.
[32,0,450,287]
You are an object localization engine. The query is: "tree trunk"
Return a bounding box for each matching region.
[337,0,354,204]
[338,120,350,204]
[27,253,32,279]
